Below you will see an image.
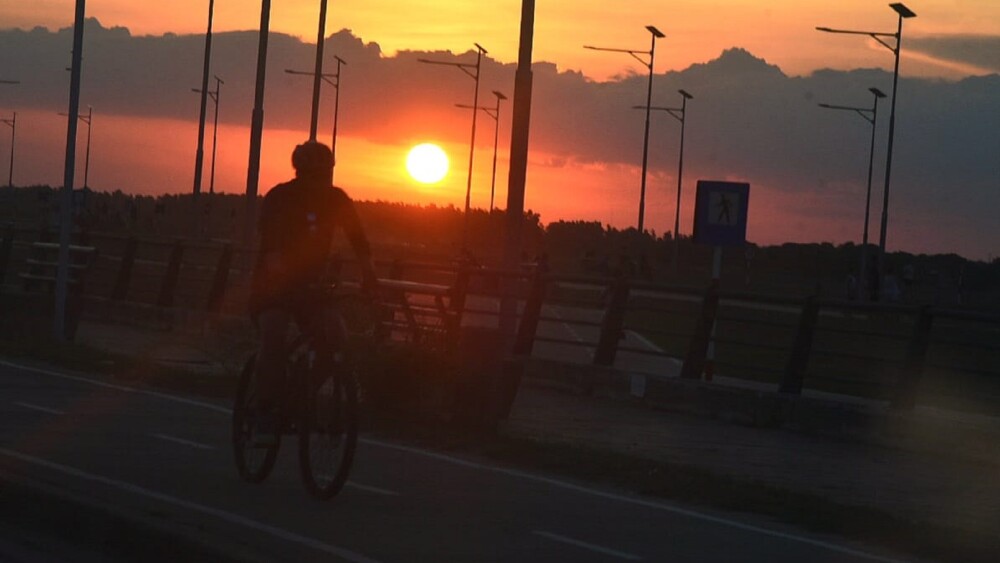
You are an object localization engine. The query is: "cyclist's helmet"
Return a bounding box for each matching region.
[291,141,334,176]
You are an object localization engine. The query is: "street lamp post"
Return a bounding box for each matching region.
[419,43,488,248]
[819,87,887,301]
[2,112,14,187]
[193,0,215,196]
[58,106,93,188]
[309,0,330,141]
[192,75,224,194]
[585,25,665,233]
[285,54,346,180]
[456,89,507,212]
[639,88,692,269]
[817,3,916,299]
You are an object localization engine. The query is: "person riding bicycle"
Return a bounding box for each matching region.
[249,140,377,438]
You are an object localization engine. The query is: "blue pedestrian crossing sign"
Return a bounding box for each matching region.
[693,180,749,246]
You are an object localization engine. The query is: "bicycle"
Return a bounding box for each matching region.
[232,286,371,500]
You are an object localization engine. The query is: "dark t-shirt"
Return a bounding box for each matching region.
[250,178,370,310]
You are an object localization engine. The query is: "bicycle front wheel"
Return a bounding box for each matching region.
[298,365,358,499]
[232,354,280,483]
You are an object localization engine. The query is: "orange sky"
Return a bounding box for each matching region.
[1,1,998,259]
[5,1,999,79]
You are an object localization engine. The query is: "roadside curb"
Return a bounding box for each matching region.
[513,357,1000,466]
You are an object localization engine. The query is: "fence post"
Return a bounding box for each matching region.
[110,237,137,301]
[157,240,185,308]
[206,243,234,312]
[513,271,547,356]
[779,295,821,395]
[0,226,13,285]
[680,280,720,379]
[892,306,934,410]
[451,264,471,317]
[594,276,630,366]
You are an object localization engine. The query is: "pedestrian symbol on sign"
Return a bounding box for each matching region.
[709,192,739,226]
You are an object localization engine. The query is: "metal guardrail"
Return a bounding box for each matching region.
[3,226,998,412]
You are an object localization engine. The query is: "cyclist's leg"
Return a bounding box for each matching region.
[255,307,291,414]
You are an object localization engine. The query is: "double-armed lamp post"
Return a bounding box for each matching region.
[819,87,887,300]
[817,3,916,298]
[585,25,665,233]
[58,105,94,189]
[456,89,507,212]
[286,55,346,180]
[419,43,488,248]
[2,112,14,187]
[192,76,224,194]
[638,88,693,269]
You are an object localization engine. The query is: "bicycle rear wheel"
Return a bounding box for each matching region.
[298,363,358,499]
[232,354,280,483]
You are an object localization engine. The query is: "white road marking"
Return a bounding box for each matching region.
[152,433,216,451]
[1,359,905,563]
[0,448,381,563]
[0,360,230,414]
[346,481,400,496]
[14,402,65,415]
[534,530,642,561]
[546,305,588,343]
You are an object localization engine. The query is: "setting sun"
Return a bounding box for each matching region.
[406,143,449,184]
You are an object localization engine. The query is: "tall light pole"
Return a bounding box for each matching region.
[2,113,14,187]
[639,88,693,269]
[819,87,887,301]
[308,0,330,141]
[192,75,223,194]
[285,54,345,180]
[244,0,271,250]
[419,43,488,248]
[456,89,507,212]
[585,25,665,233]
[817,3,916,299]
[58,106,93,188]
[193,0,215,196]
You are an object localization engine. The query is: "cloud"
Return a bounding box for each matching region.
[0,20,997,258]
[907,35,1000,74]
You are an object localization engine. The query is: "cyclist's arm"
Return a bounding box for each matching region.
[333,189,378,291]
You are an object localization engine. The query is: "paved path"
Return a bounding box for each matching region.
[0,359,916,563]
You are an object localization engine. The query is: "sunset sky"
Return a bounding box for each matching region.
[0,1,998,259]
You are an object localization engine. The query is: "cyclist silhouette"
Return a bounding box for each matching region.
[249,141,377,441]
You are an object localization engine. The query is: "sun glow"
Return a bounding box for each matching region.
[406,143,449,184]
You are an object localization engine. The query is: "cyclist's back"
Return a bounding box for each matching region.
[250,141,376,426]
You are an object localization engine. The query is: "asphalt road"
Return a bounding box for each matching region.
[0,358,922,563]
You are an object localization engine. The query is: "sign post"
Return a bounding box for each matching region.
[692,180,750,380]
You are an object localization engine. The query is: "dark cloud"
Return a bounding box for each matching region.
[0,20,997,257]
[907,35,1000,72]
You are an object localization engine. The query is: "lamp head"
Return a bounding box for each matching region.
[890,3,916,18]
[869,87,887,98]
[679,89,693,100]
[646,26,665,38]
[493,90,507,100]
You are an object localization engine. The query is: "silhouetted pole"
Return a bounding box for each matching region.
[55,0,86,341]
[818,87,886,301]
[209,76,222,194]
[418,44,488,249]
[57,106,92,187]
[193,0,215,196]
[244,0,271,250]
[82,106,92,188]
[330,55,345,181]
[817,3,916,299]
[456,90,507,212]
[585,25,664,232]
[500,0,535,337]
[309,0,329,141]
[2,113,14,187]
[488,90,507,212]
